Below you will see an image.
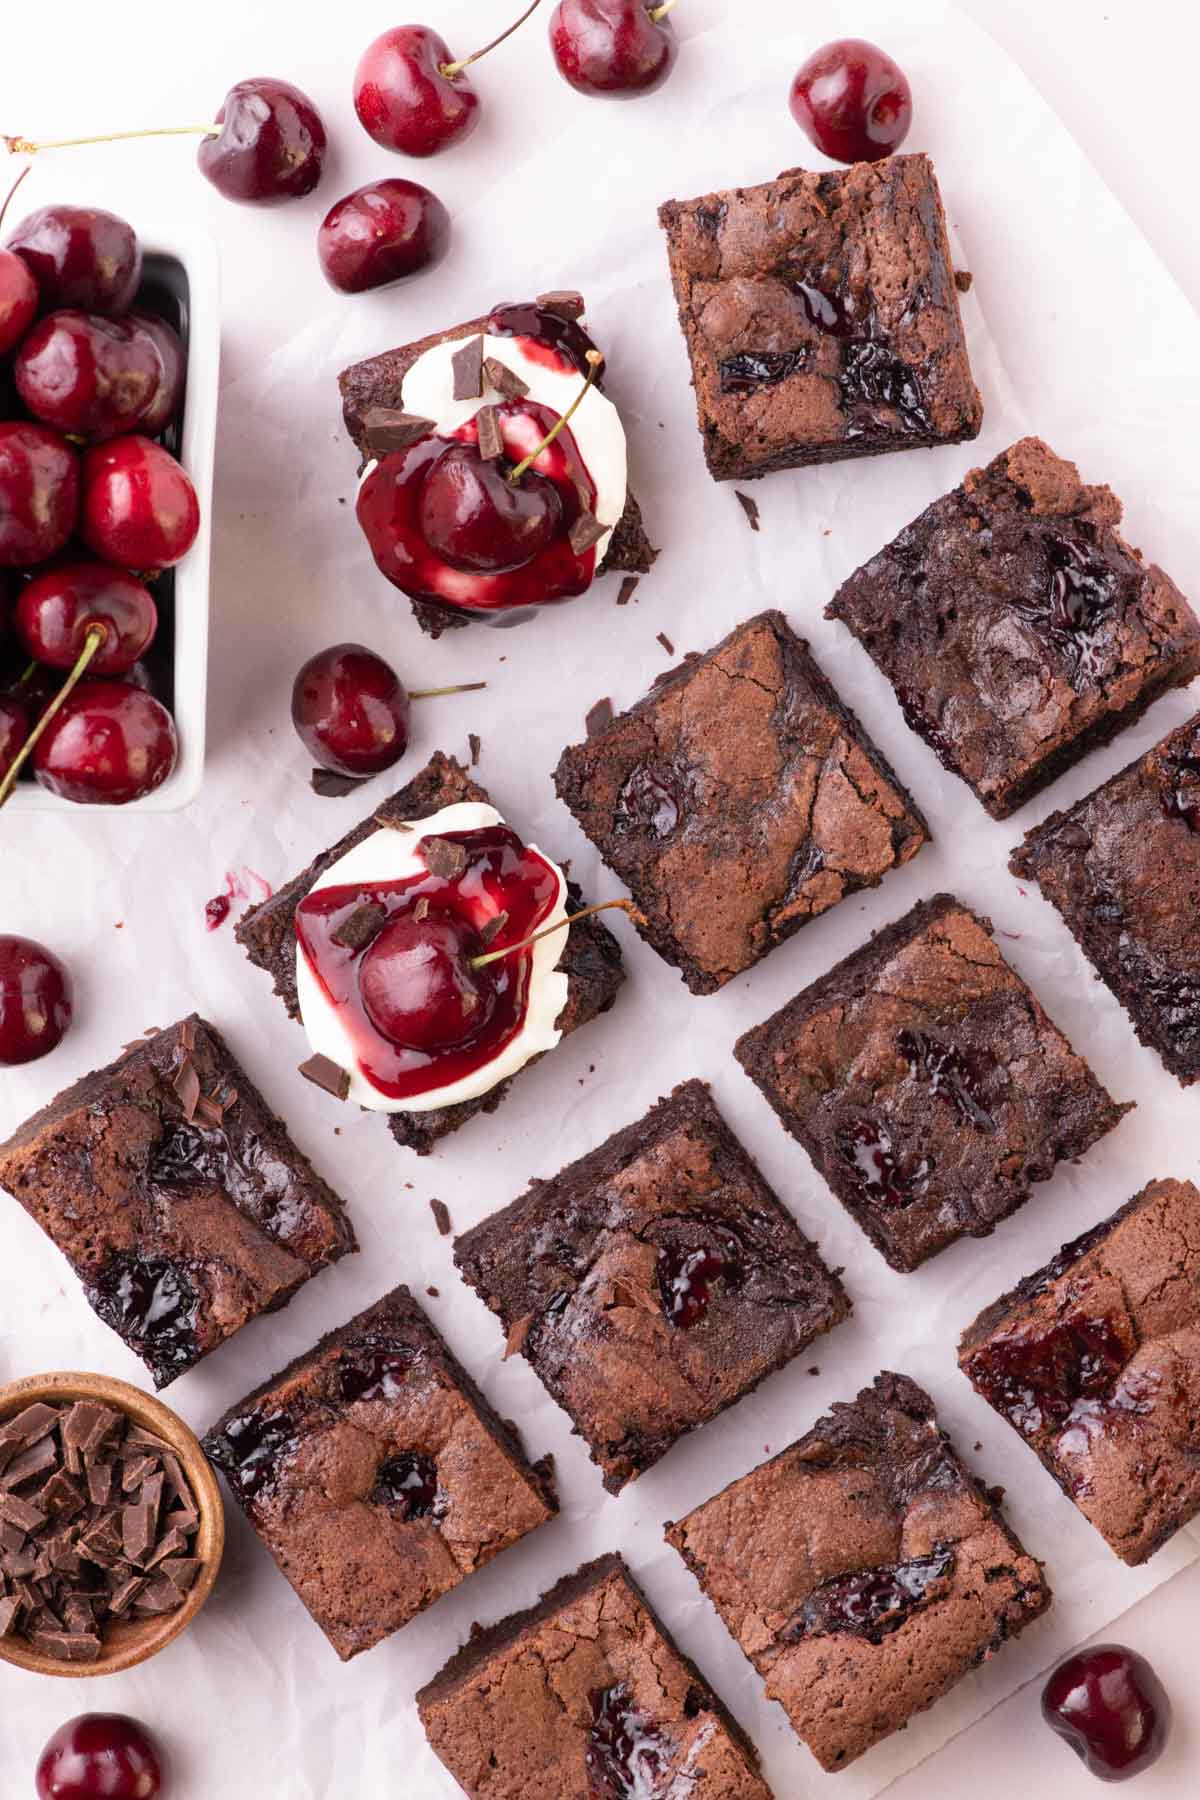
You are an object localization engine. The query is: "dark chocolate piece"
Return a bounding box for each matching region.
[311,768,367,799]
[361,408,437,457]
[585,697,613,738]
[297,1054,351,1102]
[451,335,484,401]
[616,575,639,606]
[421,835,468,881]
[330,902,387,952]
[475,403,504,462]
[535,289,585,320]
[568,510,606,555]
[429,1198,452,1237]
[734,491,760,532]
[483,356,529,400]
[656,631,675,654]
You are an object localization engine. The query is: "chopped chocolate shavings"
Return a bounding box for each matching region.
[585,697,614,738]
[568,510,606,555]
[172,1058,201,1123]
[362,407,437,457]
[656,632,675,654]
[955,269,973,292]
[451,335,485,401]
[503,1313,535,1360]
[734,490,761,532]
[483,356,529,400]
[478,912,508,947]
[311,767,367,799]
[180,1019,197,1053]
[331,902,387,952]
[429,1198,452,1238]
[616,576,640,606]
[421,836,468,881]
[194,1093,226,1129]
[298,1055,351,1102]
[476,404,504,462]
[468,732,481,766]
[536,290,585,321]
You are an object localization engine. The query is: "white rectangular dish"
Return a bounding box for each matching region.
[7,218,219,814]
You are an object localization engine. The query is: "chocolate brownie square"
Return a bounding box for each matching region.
[960,1179,1200,1565]
[235,752,625,1153]
[1011,712,1200,1083]
[203,1286,556,1660]
[0,1017,356,1387]
[658,153,981,482]
[455,1080,849,1494]
[735,894,1131,1273]
[665,1372,1051,1772]
[553,610,929,995]
[338,294,655,638]
[417,1552,772,1799]
[827,437,1200,819]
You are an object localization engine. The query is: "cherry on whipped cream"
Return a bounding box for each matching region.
[360,911,497,1052]
[419,442,564,572]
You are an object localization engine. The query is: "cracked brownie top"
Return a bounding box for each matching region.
[960,1178,1200,1565]
[417,1552,773,1800]
[203,1286,556,1660]
[454,1079,849,1494]
[553,609,929,994]
[665,1372,1050,1772]
[736,894,1132,1272]
[828,437,1200,819]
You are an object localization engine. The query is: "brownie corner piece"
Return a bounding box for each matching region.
[455,1078,848,1494]
[959,1178,1200,1565]
[203,1285,556,1660]
[417,1552,772,1799]
[664,1370,1050,1772]
[658,152,981,482]
[553,608,928,994]
[735,893,1130,1271]
[1010,711,1200,1083]
[828,436,1200,819]
[0,1016,355,1387]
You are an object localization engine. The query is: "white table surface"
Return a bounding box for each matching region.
[3,3,1199,1795]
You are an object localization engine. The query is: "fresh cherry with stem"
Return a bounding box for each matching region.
[5,202,141,316]
[550,0,680,98]
[0,934,72,1065]
[420,351,603,572]
[35,1712,166,1800]
[317,179,450,295]
[6,78,326,207]
[0,164,37,355]
[291,642,486,779]
[354,3,542,157]
[789,39,912,164]
[1042,1645,1171,1782]
[16,562,157,673]
[30,680,178,806]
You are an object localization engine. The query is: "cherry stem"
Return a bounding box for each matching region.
[507,350,604,485]
[649,0,679,18]
[0,625,106,810]
[0,160,31,232]
[440,0,543,78]
[409,681,488,700]
[4,124,221,156]
[470,897,644,970]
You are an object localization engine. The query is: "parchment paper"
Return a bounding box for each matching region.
[2,3,1199,1794]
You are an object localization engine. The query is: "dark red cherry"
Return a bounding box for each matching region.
[197,78,327,205]
[291,643,410,778]
[15,310,162,441]
[0,935,72,1066]
[317,179,451,295]
[6,206,141,316]
[80,436,199,569]
[0,422,79,566]
[16,562,157,674]
[35,1712,165,1800]
[1042,1645,1171,1783]
[419,443,564,574]
[0,246,37,355]
[127,312,185,438]
[33,680,178,805]
[789,39,912,164]
[550,0,679,98]
[0,691,28,784]
[359,912,495,1053]
[354,25,480,156]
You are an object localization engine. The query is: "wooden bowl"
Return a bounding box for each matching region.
[0,1370,224,1678]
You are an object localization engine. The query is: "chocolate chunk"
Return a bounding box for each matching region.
[478,912,508,947]
[122,1500,157,1566]
[483,356,529,400]
[1,1491,46,1534]
[298,1054,351,1102]
[429,1198,452,1237]
[657,632,675,655]
[159,1556,201,1592]
[0,1595,20,1636]
[476,404,504,462]
[503,1313,535,1361]
[585,697,614,738]
[311,768,367,799]
[172,1056,201,1123]
[120,1454,157,1494]
[2,1404,59,1447]
[734,491,761,532]
[108,1574,144,1614]
[616,576,640,607]
[536,290,585,321]
[362,407,437,457]
[135,1576,185,1615]
[1,1437,57,1489]
[28,1628,101,1663]
[331,902,387,952]
[451,335,485,401]
[569,511,606,555]
[468,732,481,766]
[955,269,973,293]
[422,836,468,881]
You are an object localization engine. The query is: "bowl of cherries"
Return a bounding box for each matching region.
[0,177,217,812]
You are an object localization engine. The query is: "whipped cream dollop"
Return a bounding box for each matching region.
[295,803,569,1114]
[396,332,628,567]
